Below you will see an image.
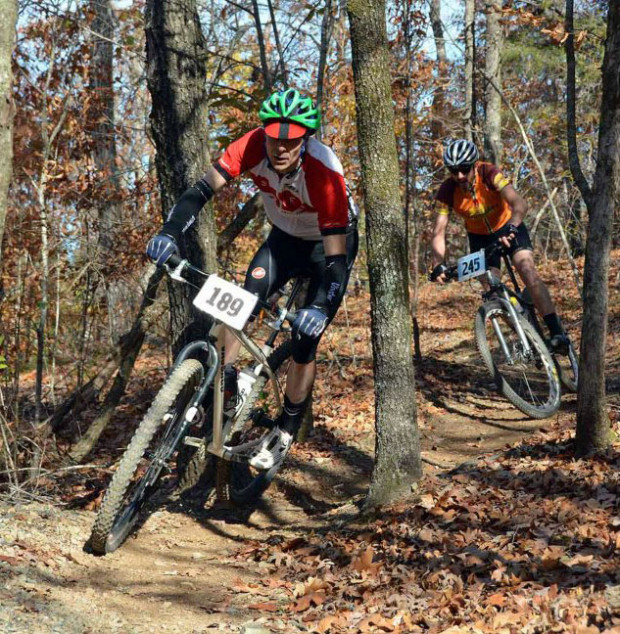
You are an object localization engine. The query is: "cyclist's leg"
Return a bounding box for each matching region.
[509,224,567,349]
[283,222,360,427]
[223,227,299,365]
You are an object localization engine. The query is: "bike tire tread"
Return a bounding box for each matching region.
[90,359,204,554]
[475,301,561,419]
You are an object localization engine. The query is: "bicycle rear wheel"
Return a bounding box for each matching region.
[553,327,579,394]
[90,359,204,554]
[216,340,292,506]
[475,301,561,419]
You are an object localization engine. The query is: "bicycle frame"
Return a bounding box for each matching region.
[481,267,534,362]
[169,270,306,463]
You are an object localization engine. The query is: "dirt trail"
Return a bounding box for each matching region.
[0,381,576,634]
[0,270,594,633]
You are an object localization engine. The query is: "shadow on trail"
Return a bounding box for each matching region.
[153,423,374,545]
[279,440,619,604]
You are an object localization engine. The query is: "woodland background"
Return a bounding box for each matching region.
[0,1,618,633]
[0,0,615,476]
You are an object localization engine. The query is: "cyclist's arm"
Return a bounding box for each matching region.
[159,166,228,242]
[323,233,346,257]
[500,184,528,226]
[312,233,347,320]
[431,211,449,267]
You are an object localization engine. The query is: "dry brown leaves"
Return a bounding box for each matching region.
[228,417,619,633]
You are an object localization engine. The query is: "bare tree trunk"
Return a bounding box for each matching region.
[429,0,446,139]
[0,0,17,273]
[565,0,593,208]
[266,0,287,85]
[251,0,271,91]
[347,0,423,508]
[145,0,215,353]
[574,0,619,455]
[316,0,335,141]
[403,0,421,359]
[217,193,264,255]
[68,268,165,462]
[34,44,70,426]
[463,0,475,140]
[89,0,128,337]
[483,1,502,163]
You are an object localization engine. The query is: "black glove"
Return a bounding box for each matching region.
[146,233,179,267]
[497,223,519,239]
[429,263,447,282]
[292,306,329,339]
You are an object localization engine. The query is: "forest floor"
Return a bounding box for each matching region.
[1,252,619,634]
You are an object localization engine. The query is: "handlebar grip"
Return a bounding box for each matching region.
[166,253,183,269]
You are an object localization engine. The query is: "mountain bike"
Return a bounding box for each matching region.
[90,255,306,555]
[442,239,578,419]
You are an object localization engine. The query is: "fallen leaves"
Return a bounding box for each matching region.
[227,418,619,633]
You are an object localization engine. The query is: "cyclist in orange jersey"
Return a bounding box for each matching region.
[429,139,569,353]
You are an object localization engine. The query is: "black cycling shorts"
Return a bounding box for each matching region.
[468,222,533,270]
[244,223,359,364]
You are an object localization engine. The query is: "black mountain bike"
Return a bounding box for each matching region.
[90,255,307,554]
[442,239,579,419]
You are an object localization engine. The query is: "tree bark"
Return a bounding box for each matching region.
[429,0,446,139]
[575,0,619,455]
[565,0,593,208]
[0,0,17,273]
[217,193,264,256]
[145,0,215,353]
[347,0,423,508]
[463,0,475,140]
[89,0,128,337]
[483,1,502,163]
[266,0,287,86]
[316,0,335,141]
[68,268,165,462]
[251,0,271,91]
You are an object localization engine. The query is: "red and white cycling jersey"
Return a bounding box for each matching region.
[216,127,354,240]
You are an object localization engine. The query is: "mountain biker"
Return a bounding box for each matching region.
[429,138,569,353]
[146,88,359,470]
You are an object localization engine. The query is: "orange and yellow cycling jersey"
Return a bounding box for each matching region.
[435,162,512,234]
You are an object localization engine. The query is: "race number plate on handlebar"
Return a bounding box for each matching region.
[193,275,258,330]
[457,249,486,282]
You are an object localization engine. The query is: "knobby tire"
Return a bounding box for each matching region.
[90,359,204,554]
[475,301,561,419]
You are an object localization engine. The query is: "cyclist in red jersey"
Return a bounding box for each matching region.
[429,139,568,353]
[147,89,358,469]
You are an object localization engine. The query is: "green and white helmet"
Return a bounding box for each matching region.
[259,88,320,139]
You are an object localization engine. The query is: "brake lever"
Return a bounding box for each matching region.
[166,258,188,282]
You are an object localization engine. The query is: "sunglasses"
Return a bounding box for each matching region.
[447,164,474,175]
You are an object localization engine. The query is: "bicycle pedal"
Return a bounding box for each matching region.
[183,436,204,448]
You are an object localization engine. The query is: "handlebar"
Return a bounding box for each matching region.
[434,235,517,283]
[160,255,298,323]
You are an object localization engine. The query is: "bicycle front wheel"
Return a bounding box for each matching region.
[475,301,561,419]
[216,340,292,506]
[90,359,204,554]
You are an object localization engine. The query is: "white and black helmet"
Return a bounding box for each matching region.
[443,139,479,168]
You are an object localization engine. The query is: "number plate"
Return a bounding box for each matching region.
[457,249,486,282]
[193,275,258,330]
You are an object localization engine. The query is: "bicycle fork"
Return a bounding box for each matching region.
[486,281,533,364]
